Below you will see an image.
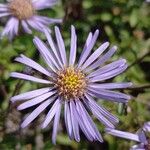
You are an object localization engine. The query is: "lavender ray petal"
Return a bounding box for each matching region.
[88,88,130,103]
[137,131,147,144]
[33,36,60,70]
[64,101,73,139]
[32,15,62,25]
[85,46,117,73]
[78,30,99,67]
[55,26,67,66]
[21,99,51,128]
[17,91,56,110]
[44,29,63,68]
[21,20,32,34]
[106,128,140,142]
[70,100,80,142]
[75,100,96,140]
[0,6,9,12]
[87,59,126,78]
[10,87,53,102]
[0,12,11,17]
[81,42,109,70]
[89,64,128,82]
[75,102,94,141]
[42,99,60,128]
[32,0,58,10]
[143,122,150,132]
[78,32,92,66]
[10,72,52,84]
[69,25,77,66]
[33,36,59,72]
[84,93,119,123]
[88,82,133,89]
[1,17,19,40]
[15,54,52,77]
[76,100,103,141]
[83,97,115,128]
[27,17,48,32]
[0,4,8,8]
[52,101,62,144]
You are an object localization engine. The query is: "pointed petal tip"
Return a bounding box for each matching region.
[10,97,15,103]
[41,123,46,129]
[17,106,22,110]
[21,122,27,128]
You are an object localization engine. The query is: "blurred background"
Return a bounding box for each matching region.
[0,0,150,149]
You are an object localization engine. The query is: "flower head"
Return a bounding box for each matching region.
[0,0,61,40]
[106,122,150,150]
[10,26,132,144]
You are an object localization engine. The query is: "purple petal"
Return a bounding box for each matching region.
[42,99,60,128]
[52,100,62,144]
[78,30,99,67]
[0,4,8,8]
[0,12,11,17]
[33,36,60,72]
[10,87,52,102]
[32,15,62,25]
[27,17,48,32]
[85,46,117,73]
[0,5,9,12]
[21,20,32,34]
[32,0,58,10]
[64,101,73,139]
[10,72,52,84]
[83,95,116,128]
[21,99,51,128]
[69,25,77,66]
[1,17,19,40]
[89,63,128,82]
[106,128,140,142]
[15,54,52,77]
[55,26,67,66]
[81,42,109,70]
[137,131,147,144]
[88,82,133,89]
[88,88,130,103]
[87,59,126,78]
[70,100,80,142]
[76,100,103,142]
[143,122,150,132]
[75,101,94,141]
[43,29,63,68]
[17,91,56,110]
[84,93,119,124]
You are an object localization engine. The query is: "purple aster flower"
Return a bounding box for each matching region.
[106,122,150,150]
[0,0,61,40]
[10,26,132,144]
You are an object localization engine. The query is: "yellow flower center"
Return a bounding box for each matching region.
[55,67,87,100]
[9,0,34,20]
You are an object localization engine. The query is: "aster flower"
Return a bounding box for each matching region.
[106,122,150,150]
[0,0,61,40]
[10,26,132,144]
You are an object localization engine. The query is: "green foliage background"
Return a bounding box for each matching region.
[0,0,150,149]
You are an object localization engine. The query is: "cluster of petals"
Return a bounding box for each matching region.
[10,25,132,144]
[0,0,61,40]
[106,122,150,150]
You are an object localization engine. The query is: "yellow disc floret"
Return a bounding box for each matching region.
[55,67,87,100]
[9,0,34,20]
